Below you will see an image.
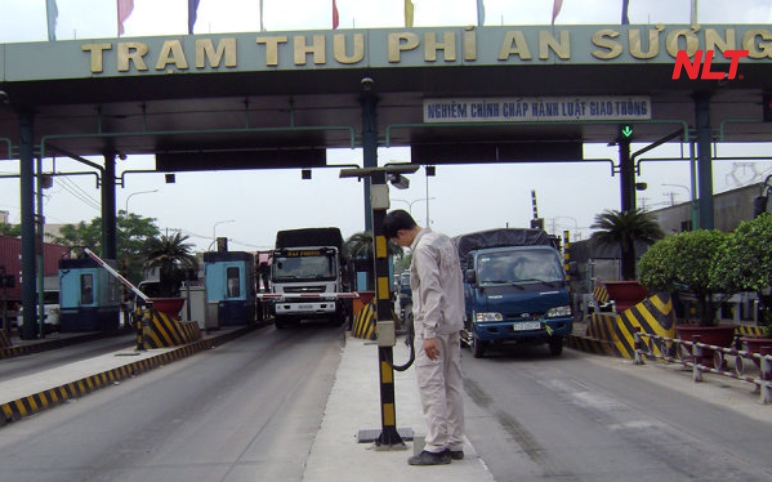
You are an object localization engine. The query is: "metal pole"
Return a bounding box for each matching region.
[694,92,714,229]
[20,111,38,340]
[619,138,635,212]
[103,152,117,260]
[371,170,405,449]
[361,77,378,232]
[36,156,45,338]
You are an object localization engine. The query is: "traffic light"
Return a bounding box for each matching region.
[619,125,634,141]
[763,93,772,122]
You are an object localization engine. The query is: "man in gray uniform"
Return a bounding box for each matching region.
[383,209,465,466]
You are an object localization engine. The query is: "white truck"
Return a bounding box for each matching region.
[261,227,354,329]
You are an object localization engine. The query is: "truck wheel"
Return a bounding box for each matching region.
[471,333,486,358]
[548,336,564,356]
[275,316,287,330]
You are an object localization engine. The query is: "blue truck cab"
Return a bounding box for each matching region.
[454,228,573,358]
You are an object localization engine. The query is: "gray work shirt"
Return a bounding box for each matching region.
[410,227,465,339]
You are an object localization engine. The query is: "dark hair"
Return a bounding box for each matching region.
[383,209,417,238]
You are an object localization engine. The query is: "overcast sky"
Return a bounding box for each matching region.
[1,0,772,251]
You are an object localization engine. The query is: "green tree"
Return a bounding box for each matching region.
[590,208,665,281]
[711,213,772,332]
[53,220,102,252]
[51,214,161,284]
[0,223,22,237]
[140,232,198,297]
[639,229,732,326]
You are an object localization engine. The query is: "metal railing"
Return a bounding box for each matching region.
[634,329,772,405]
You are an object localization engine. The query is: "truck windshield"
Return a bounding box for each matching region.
[273,253,336,281]
[478,249,564,285]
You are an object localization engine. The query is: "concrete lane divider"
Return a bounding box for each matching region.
[0,326,255,429]
[567,293,676,359]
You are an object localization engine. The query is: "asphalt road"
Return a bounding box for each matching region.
[0,333,136,380]
[0,324,344,482]
[461,343,772,482]
[1,328,770,482]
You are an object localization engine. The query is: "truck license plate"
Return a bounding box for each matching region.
[513,321,541,331]
[298,303,314,310]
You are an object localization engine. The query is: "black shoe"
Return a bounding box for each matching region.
[446,449,464,460]
[408,450,452,466]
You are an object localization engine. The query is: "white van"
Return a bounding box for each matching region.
[17,291,60,333]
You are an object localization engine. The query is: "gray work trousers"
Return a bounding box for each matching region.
[415,331,465,454]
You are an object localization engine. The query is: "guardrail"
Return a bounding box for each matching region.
[633,329,772,404]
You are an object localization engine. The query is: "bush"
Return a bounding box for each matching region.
[711,213,772,331]
[638,229,732,326]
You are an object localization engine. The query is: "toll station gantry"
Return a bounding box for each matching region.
[2,23,772,333]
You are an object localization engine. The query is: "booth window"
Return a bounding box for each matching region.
[226,267,241,298]
[81,274,94,305]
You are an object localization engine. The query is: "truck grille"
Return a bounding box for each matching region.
[284,286,326,294]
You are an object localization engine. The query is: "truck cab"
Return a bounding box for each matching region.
[455,229,573,358]
[265,227,352,329]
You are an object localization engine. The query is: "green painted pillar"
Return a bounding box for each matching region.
[102,152,117,260]
[361,77,378,233]
[693,92,714,230]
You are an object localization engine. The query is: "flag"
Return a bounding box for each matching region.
[117,0,134,36]
[405,0,414,28]
[690,0,698,25]
[259,0,264,31]
[551,0,563,25]
[477,0,485,27]
[46,0,58,41]
[333,0,339,29]
[189,0,200,34]
[622,0,630,25]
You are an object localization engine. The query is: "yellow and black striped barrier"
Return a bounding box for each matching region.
[142,309,202,349]
[0,330,10,349]
[351,302,377,340]
[570,293,676,359]
[736,325,764,337]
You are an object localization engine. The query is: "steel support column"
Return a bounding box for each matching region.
[618,137,635,212]
[19,111,37,339]
[693,92,714,230]
[102,152,117,260]
[361,79,378,233]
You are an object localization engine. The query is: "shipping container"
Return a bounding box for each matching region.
[0,235,71,309]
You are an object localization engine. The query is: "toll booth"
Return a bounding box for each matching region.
[203,251,256,326]
[58,258,121,332]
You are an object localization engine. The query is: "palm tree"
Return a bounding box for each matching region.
[343,231,403,259]
[590,208,665,280]
[140,232,198,297]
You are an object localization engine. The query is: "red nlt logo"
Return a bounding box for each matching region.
[672,49,749,80]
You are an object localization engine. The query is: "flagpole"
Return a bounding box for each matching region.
[259,0,264,32]
[690,0,698,25]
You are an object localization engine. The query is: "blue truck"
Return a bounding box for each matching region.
[453,228,574,358]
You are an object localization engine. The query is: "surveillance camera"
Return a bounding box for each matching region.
[361,77,374,91]
[0,90,8,104]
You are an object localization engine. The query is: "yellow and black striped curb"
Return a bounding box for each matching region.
[0,332,115,360]
[567,293,676,359]
[0,325,256,429]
